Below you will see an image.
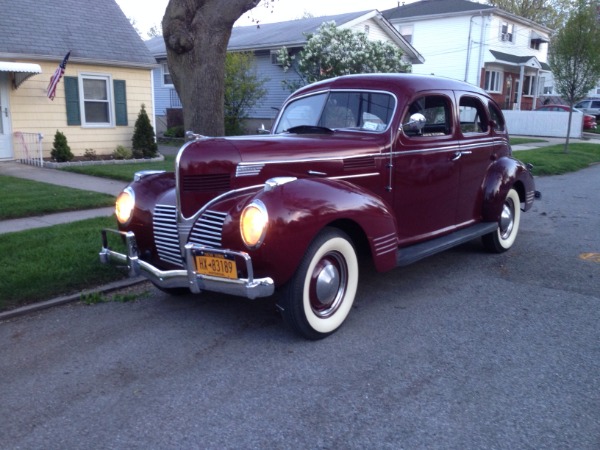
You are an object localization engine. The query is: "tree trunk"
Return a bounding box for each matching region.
[162,0,261,136]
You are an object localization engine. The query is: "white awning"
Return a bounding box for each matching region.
[0,62,42,89]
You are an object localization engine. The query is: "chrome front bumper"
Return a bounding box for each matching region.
[99,229,274,299]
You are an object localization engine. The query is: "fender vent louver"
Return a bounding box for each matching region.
[182,174,230,192]
[344,156,376,170]
[153,204,183,267]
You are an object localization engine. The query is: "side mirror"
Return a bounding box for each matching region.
[401,113,426,134]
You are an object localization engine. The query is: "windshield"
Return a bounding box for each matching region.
[274,91,396,134]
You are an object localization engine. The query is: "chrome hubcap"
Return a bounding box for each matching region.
[309,253,347,318]
[499,199,514,240]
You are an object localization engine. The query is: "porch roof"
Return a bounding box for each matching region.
[489,50,551,71]
[0,61,42,88]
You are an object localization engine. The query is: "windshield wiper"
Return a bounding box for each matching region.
[285,125,334,134]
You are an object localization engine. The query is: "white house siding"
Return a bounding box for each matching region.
[403,16,472,82]
[483,16,549,62]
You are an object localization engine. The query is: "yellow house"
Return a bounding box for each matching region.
[0,0,156,162]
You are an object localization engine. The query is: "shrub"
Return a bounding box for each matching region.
[164,126,185,138]
[112,145,133,160]
[132,104,158,158]
[83,148,97,160]
[51,131,74,162]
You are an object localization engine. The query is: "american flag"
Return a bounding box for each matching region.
[47,51,70,100]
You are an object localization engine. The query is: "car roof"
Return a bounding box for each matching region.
[291,73,491,99]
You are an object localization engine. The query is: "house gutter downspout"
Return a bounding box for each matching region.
[476,13,488,87]
[464,14,477,82]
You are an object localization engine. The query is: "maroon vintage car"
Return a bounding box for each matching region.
[100,74,538,339]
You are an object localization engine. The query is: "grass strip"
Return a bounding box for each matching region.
[513,143,600,176]
[0,216,127,311]
[62,155,176,182]
[0,176,115,220]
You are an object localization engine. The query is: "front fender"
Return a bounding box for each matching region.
[221,178,399,287]
[482,156,535,221]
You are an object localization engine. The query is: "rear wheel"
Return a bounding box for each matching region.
[278,228,359,340]
[482,188,521,253]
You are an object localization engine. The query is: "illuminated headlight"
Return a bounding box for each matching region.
[115,187,135,225]
[240,200,268,249]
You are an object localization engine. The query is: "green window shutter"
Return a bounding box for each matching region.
[114,80,128,126]
[64,76,81,126]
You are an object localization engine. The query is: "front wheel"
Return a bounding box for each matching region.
[278,228,359,340]
[482,188,521,253]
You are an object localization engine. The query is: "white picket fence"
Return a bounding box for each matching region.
[13,132,44,167]
[503,110,584,138]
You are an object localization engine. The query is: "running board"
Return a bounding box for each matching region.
[396,222,498,267]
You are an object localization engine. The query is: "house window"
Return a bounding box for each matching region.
[500,21,514,42]
[80,75,112,125]
[398,24,413,44]
[364,25,370,35]
[64,75,127,127]
[484,70,502,93]
[162,62,173,86]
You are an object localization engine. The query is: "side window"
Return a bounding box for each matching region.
[459,96,488,134]
[403,95,452,137]
[488,102,505,132]
[592,101,600,109]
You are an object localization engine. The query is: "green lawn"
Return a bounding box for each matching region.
[0,175,115,220]
[0,216,127,311]
[62,155,176,182]
[513,143,600,176]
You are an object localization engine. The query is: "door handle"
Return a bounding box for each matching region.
[451,150,472,161]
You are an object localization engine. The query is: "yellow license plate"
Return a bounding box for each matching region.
[195,253,238,279]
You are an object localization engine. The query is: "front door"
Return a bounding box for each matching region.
[393,92,461,246]
[0,73,12,159]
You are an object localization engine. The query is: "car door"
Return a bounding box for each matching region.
[393,92,461,245]
[454,92,496,225]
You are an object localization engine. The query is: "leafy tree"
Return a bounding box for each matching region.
[488,0,574,29]
[548,0,600,152]
[224,52,268,135]
[162,0,270,136]
[51,130,74,162]
[132,104,158,158]
[277,22,411,91]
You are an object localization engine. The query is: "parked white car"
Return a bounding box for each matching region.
[574,99,600,119]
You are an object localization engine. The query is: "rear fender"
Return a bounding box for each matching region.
[225,178,399,287]
[482,156,535,221]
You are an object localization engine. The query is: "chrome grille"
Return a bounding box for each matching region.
[153,204,183,267]
[189,210,227,248]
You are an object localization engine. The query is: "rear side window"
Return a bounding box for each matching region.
[459,96,488,134]
[403,95,452,136]
[592,101,600,108]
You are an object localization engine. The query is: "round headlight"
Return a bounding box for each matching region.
[240,200,268,249]
[115,188,135,225]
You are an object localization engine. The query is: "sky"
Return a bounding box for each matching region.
[116,0,406,36]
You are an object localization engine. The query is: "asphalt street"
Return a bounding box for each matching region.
[1,163,599,449]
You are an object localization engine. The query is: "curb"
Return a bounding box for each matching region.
[0,276,147,321]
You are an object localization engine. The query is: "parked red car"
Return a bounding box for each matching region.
[536,104,597,130]
[100,74,538,339]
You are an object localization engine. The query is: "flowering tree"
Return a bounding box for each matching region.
[277,22,411,91]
